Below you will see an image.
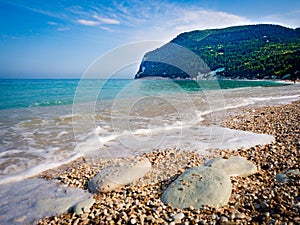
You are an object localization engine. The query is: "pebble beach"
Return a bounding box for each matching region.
[38,100,300,225]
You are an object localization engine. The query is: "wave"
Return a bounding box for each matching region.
[30,100,73,108]
[0,82,299,185]
[0,153,82,185]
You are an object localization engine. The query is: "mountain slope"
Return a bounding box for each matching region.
[135,24,300,80]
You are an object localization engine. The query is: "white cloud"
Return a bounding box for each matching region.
[118,1,239,29]
[77,19,100,26]
[261,10,300,28]
[93,15,120,25]
[57,27,71,31]
[47,21,58,25]
[172,9,252,32]
[47,21,71,32]
[76,16,120,28]
[1,34,18,39]
[127,4,254,42]
[99,27,115,32]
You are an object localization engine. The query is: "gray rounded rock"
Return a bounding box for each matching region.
[88,157,151,193]
[73,197,95,215]
[161,166,231,209]
[205,156,257,177]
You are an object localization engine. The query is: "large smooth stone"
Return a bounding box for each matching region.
[205,156,257,177]
[88,157,151,193]
[161,166,231,209]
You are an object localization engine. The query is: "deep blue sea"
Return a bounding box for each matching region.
[0,78,299,184]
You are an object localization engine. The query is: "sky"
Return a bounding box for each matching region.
[0,0,300,79]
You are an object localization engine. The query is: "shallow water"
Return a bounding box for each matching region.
[0,178,91,224]
[0,79,299,184]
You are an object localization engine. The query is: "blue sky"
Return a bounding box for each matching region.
[1,0,300,78]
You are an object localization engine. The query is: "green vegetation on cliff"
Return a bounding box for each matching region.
[135,24,300,79]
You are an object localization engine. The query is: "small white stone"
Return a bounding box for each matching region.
[173,212,184,220]
[235,212,246,219]
[220,216,228,223]
[130,218,137,224]
[174,218,182,224]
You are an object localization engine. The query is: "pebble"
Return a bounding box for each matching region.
[220,216,229,223]
[235,212,246,220]
[37,101,300,225]
[73,218,80,225]
[173,212,184,220]
[229,213,235,220]
[260,201,269,210]
[157,218,165,223]
[173,218,182,224]
[294,217,300,223]
[130,218,137,224]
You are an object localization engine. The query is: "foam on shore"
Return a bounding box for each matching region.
[0,178,92,225]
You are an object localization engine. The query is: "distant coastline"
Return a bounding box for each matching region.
[135,24,300,81]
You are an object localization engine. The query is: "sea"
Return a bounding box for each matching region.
[0,78,299,185]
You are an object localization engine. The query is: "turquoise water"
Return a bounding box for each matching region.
[0,79,289,110]
[0,79,77,110]
[0,78,299,185]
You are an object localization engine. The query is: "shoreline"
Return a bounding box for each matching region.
[37,100,300,224]
[1,81,298,186]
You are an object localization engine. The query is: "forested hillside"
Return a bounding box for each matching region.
[135,24,300,79]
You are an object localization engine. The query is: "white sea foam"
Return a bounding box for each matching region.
[0,153,82,185]
[57,131,69,137]
[0,82,299,185]
[0,178,92,224]
[0,150,24,157]
[76,124,275,158]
